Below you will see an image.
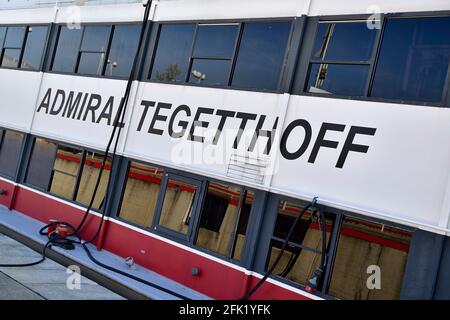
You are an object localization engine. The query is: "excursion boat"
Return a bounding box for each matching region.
[0,0,449,300]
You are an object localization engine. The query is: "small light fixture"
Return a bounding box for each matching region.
[0,189,6,196]
[191,267,200,276]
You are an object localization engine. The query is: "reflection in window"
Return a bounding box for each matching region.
[329,216,411,299]
[1,26,26,68]
[188,24,237,86]
[151,24,195,82]
[232,22,291,90]
[188,59,230,85]
[306,21,376,96]
[119,162,164,227]
[195,182,253,259]
[159,178,198,235]
[0,130,24,178]
[21,26,48,70]
[52,27,83,72]
[0,28,6,48]
[77,25,110,76]
[105,24,140,78]
[306,64,369,96]
[26,138,58,190]
[76,151,112,210]
[266,201,332,287]
[371,17,450,102]
[49,146,82,199]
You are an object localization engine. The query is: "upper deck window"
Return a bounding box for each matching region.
[305,21,377,96]
[0,25,48,70]
[370,16,450,103]
[51,24,140,79]
[150,21,291,91]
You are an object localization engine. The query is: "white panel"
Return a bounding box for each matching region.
[31,73,136,151]
[0,69,42,132]
[308,0,450,16]
[271,95,450,230]
[153,0,308,21]
[123,83,286,188]
[0,7,55,24]
[55,2,144,23]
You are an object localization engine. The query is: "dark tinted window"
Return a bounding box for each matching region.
[305,21,376,96]
[1,26,26,68]
[52,27,82,72]
[150,24,195,82]
[77,52,104,75]
[371,17,450,102]
[80,26,109,52]
[2,49,21,68]
[0,130,24,178]
[311,22,376,61]
[306,64,369,96]
[232,22,291,90]
[193,25,237,58]
[105,24,140,77]
[4,26,26,48]
[26,138,57,190]
[21,26,48,70]
[77,26,110,76]
[0,27,6,47]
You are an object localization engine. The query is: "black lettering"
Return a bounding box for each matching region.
[188,107,214,143]
[233,112,257,149]
[149,102,171,135]
[83,94,102,122]
[248,115,279,155]
[49,89,65,115]
[37,88,51,113]
[63,91,83,118]
[308,122,345,164]
[169,105,191,138]
[280,119,312,160]
[137,100,155,132]
[213,109,236,145]
[77,93,89,120]
[336,126,376,168]
[96,96,114,125]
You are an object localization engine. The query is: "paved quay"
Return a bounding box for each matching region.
[0,233,124,300]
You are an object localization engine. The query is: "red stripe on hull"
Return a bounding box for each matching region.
[1,180,314,300]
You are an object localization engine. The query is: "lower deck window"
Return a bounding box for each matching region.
[25,138,110,210]
[0,129,24,178]
[195,182,254,260]
[328,216,411,300]
[119,162,164,227]
[158,178,198,234]
[267,200,333,287]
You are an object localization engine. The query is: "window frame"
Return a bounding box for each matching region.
[23,136,112,213]
[0,23,50,72]
[111,157,261,267]
[144,18,296,94]
[192,179,258,263]
[48,22,142,80]
[0,127,26,180]
[295,11,450,108]
[256,193,415,299]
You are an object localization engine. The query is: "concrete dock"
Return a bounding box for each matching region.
[0,233,124,300]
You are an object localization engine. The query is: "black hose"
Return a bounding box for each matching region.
[239,204,313,300]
